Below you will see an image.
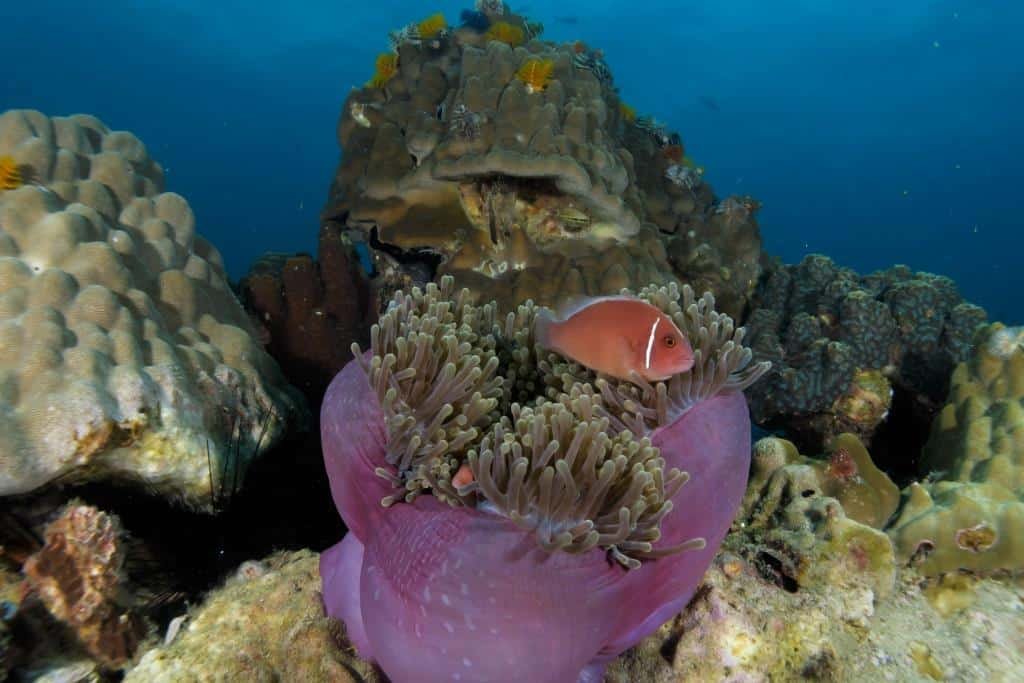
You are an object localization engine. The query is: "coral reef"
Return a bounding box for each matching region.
[239,222,373,401]
[0,109,304,507]
[323,10,763,317]
[126,550,381,682]
[22,502,147,668]
[887,323,1024,575]
[121,550,1024,683]
[319,276,767,681]
[605,556,1024,681]
[746,255,987,455]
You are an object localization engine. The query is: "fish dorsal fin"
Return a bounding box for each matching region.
[552,294,641,322]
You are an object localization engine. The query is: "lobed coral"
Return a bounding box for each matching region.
[887,323,1024,575]
[319,275,767,682]
[739,437,898,599]
[0,109,304,506]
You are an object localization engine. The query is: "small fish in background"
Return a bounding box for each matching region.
[555,16,580,25]
[534,296,695,382]
[452,463,474,489]
[698,95,720,112]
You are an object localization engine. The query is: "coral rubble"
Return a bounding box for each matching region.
[0,109,304,507]
[605,556,1024,681]
[323,9,762,317]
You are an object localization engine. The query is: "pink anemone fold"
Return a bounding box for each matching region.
[319,350,752,683]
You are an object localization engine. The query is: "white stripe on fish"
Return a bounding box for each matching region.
[644,316,660,370]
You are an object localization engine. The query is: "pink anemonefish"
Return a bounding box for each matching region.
[533,295,695,383]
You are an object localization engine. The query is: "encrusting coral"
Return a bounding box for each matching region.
[0,109,304,507]
[323,6,763,318]
[319,275,768,682]
[745,434,901,530]
[887,323,1024,575]
[739,436,898,600]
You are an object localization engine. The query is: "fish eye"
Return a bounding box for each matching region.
[663,335,676,347]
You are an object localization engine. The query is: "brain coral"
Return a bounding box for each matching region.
[323,17,762,318]
[319,276,769,682]
[0,109,302,506]
[887,323,1024,575]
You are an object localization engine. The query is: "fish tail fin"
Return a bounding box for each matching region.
[533,306,555,350]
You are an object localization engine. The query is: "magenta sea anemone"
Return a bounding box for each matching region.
[320,278,769,682]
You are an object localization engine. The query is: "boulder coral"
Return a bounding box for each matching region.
[0,109,304,507]
[319,276,768,682]
[323,8,762,317]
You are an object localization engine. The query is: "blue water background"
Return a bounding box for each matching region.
[3,1,1019,320]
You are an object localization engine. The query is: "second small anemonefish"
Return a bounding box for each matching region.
[533,295,695,382]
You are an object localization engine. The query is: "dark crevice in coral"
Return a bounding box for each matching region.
[368,226,443,280]
[868,385,937,487]
[756,550,800,593]
[661,583,714,662]
[800,649,838,680]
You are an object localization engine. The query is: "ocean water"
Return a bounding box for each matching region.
[2,1,1018,320]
